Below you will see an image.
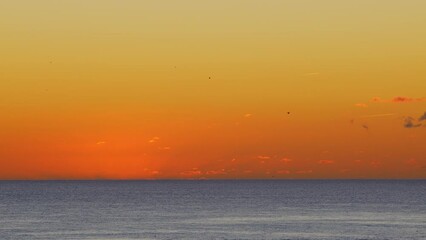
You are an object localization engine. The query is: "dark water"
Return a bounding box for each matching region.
[0,180,425,240]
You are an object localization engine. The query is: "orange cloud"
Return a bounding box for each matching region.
[354,103,368,108]
[158,146,171,150]
[405,159,418,166]
[296,170,313,174]
[370,161,381,167]
[180,168,202,177]
[206,169,226,175]
[257,155,271,160]
[318,160,334,164]
[148,137,160,143]
[277,170,290,174]
[281,158,293,163]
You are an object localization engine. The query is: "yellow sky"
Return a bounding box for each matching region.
[1,1,425,179]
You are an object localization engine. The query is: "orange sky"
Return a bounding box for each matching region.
[1,1,425,179]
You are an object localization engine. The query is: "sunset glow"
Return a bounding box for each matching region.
[1,1,425,179]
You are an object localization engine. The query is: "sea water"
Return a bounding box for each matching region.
[0,180,425,239]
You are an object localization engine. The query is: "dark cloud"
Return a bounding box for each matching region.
[419,112,426,121]
[362,124,369,130]
[404,117,422,128]
[392,96,416,103]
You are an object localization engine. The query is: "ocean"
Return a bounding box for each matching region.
[0,180,425,240]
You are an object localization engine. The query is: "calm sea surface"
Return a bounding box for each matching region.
[0,180,425,240]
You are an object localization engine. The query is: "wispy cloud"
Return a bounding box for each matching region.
[371,96,426,103]
[244,113,253,118]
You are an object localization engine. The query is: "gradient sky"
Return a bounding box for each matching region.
[1,0,425,179]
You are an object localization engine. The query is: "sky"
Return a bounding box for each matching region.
[1,0,425,179]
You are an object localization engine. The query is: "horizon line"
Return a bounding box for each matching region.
[1,178,425,181]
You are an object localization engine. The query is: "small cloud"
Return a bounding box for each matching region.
[370,161,381,167]
[355,103,368,108]
[148,137,160,143]
[404,117,422,128]
[158,146,171,150]
[277,170,290,174]
[418,112,426,121]
[280,158,292,163]
[231,158,237,162]
[180,168,202,177]
[151,170,160,175]
[296,170,313,174]
[244,113,253,118]
[318,160,334,165]
[392,96,414,102]
[257,155,271,160]
[362,124,369,130]
[96,141,106,145]
[371,97,383,102]
[206,169,226,175]
[405,159,418,166]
